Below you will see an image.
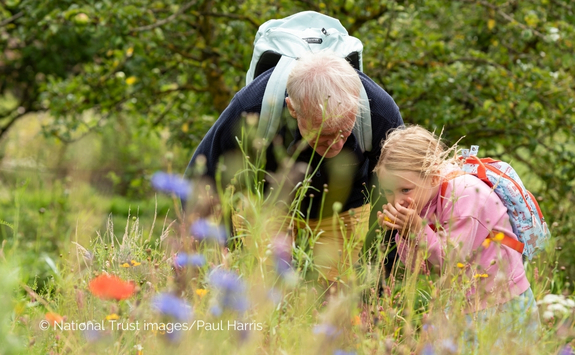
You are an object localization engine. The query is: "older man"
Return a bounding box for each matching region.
[185,51,403,279]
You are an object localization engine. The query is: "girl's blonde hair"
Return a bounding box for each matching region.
[375,125,457,182]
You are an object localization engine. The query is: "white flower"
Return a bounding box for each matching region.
[548,303,568,314]
[542,311,554,320]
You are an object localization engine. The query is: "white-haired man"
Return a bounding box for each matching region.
[185,51,403,279]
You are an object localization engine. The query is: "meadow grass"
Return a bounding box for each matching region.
[1,115,574,354]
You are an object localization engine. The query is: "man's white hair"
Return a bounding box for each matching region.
[286,50,363,129]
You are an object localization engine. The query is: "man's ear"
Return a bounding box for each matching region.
[285,97,297,119]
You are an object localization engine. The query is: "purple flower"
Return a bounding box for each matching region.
[209,269,249,313]
[190,219,227,244]
[174,253,206,268]
[422,344,435,355]
[312,324,342,339]
[83,327,104,343]
[439,339,457,353]
[560,345,575,355]
[152,293,193,322]
[151,172,191,199]
[333,351,356,355]
[272,234,293,276]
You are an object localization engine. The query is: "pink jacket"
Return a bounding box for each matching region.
[395,166,530,312]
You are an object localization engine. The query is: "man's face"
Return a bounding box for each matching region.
[286,98,356,158]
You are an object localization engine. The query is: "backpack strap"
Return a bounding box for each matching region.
[434,169,525,254]
[353,84,372,153]
[258,56,297,144]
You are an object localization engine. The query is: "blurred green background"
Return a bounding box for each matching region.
[1,0,574,293]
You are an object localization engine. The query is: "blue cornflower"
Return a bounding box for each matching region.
[209,269,249,313]
[312,324,342,339]
[272,235,293,276]
[152,293,193,322]
[560,344,575,355]
[333,351,356,355]
[174,253,206,268]
[151,172,191,199]
[422,344,435,355]
[439,339,457,353]
[190,219,227,244]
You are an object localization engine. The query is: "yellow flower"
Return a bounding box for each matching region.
[493,232,505,241]
[473,273,489,279]
[383,216,392,223]
[130,260,141,266]
[106,313,120,320]
[351,315,361,326]
[482,238,491,248]
[126,76,137,85]
[456,263,465,268]
[120,262,131,268]
[196,289,208,298]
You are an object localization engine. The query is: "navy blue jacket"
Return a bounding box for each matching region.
[185,67,403,264]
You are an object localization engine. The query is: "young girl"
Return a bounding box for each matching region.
[374,125,539,339]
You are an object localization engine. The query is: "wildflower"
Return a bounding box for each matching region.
[493,232,504,241]
[209,305,223,317]
[209,269,249,313]
[83,328,104,343]
[120,263,131,268]
[105,313,120,320]
[134,344,144,355]
[152,293,193,322]
[45,312,63,326]
[151,172,191,199]
[313,324,341,339]
[439,338,458,354]
[196,289,208,298]
[272,234,293,277]
[190,219,227,244]
[482,238,491,248]
[333,350,356,355]
[89,274,136,301]
[473,273,489,278]
[422,344,435,355]
[351,315,361,326]
[559,344,574,355]
[174,253,206,268]
[456,263,465,268]
[131,260,141,266]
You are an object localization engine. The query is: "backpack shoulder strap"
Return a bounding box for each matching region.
[437,167,525,255]
[353,84,372,153]
[257,56,297,143]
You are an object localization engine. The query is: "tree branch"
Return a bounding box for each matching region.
[0,11,23,27]
[130,1,196,32]
[461,0,547,39]
[200,11,260,29]
[446,57,511,74]
[0,108,28,139]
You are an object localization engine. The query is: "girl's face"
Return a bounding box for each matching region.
[379,168,440,213]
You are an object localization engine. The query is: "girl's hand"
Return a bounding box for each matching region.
[377,198,423,237]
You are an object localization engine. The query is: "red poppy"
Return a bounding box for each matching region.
[89,274,136,301]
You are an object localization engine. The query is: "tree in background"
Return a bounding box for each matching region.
[1,0,575,270]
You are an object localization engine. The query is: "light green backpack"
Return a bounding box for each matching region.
[246,11,373,153]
